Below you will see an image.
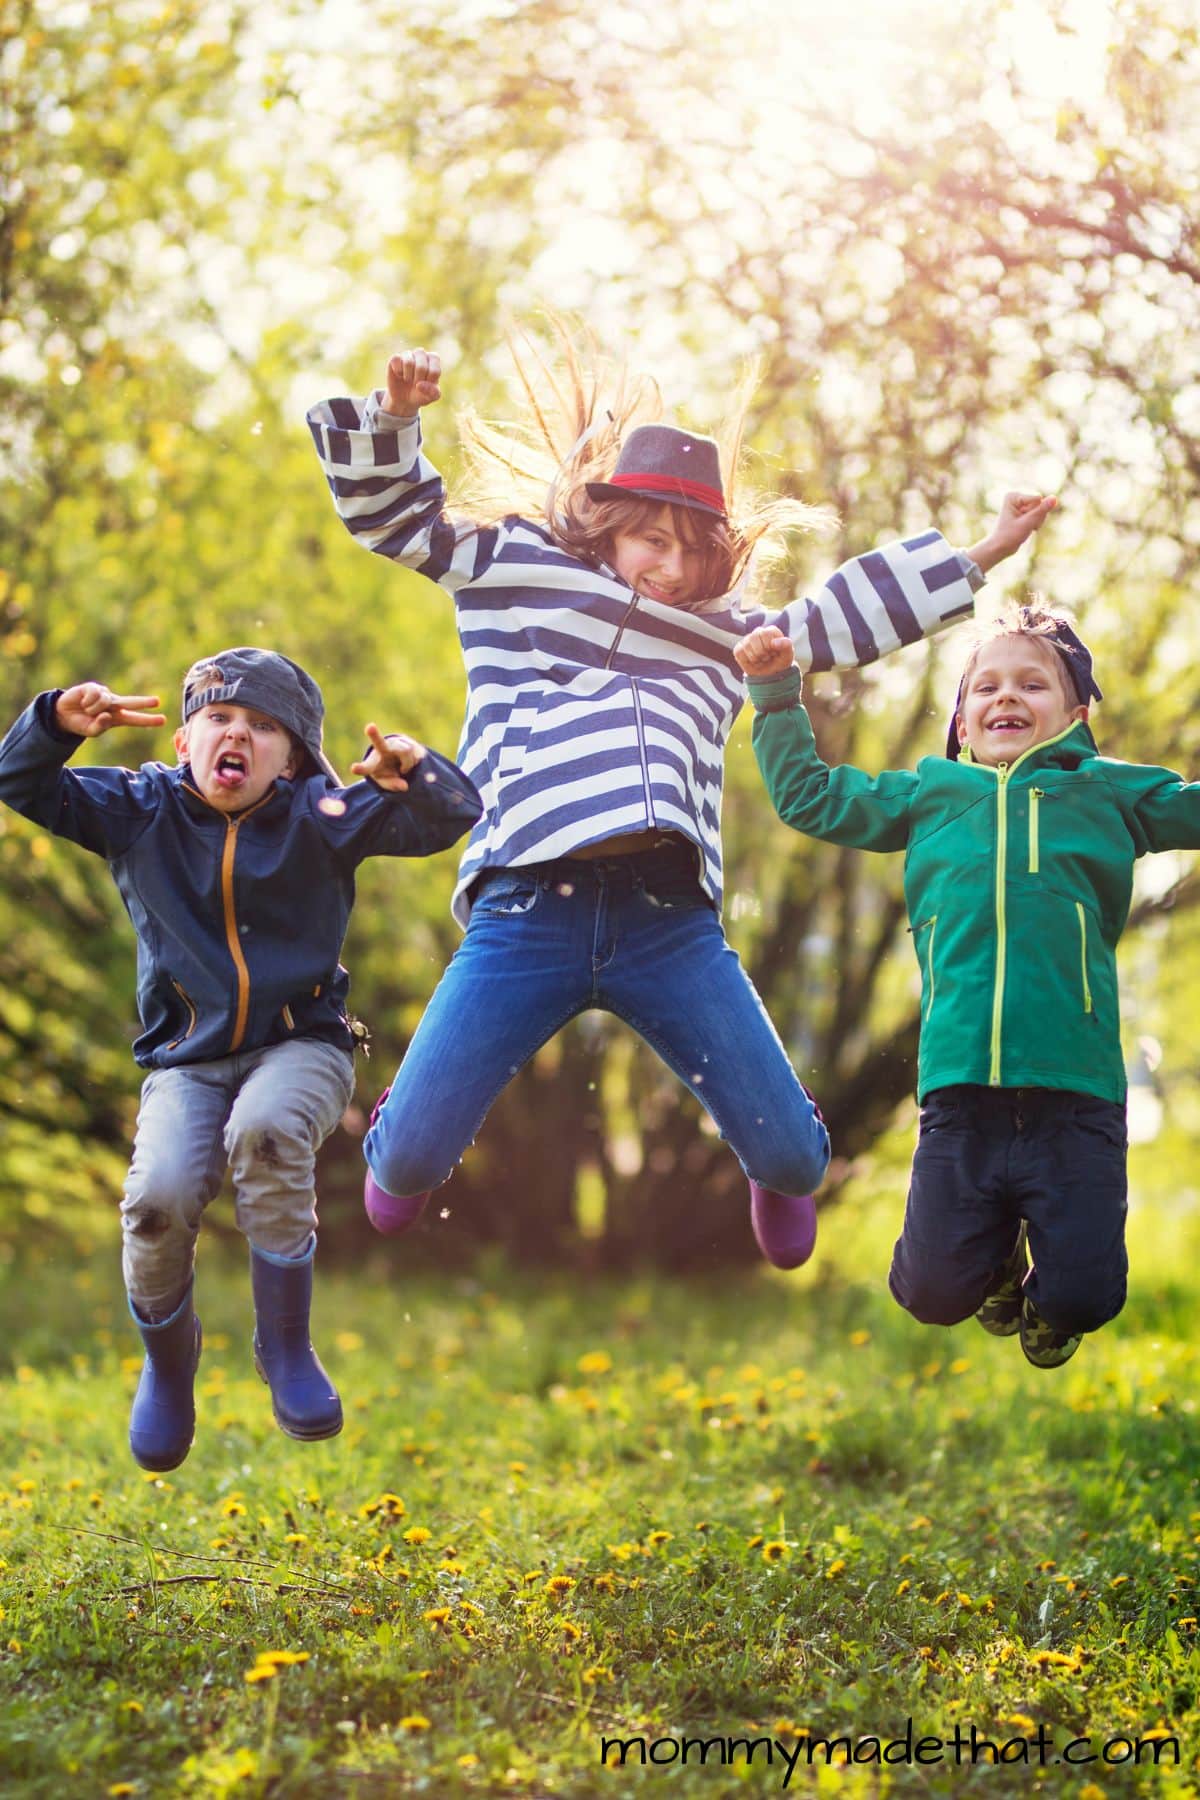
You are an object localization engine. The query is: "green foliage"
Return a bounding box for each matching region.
[4,0,1200,1264]
[1,1178,1198,1795]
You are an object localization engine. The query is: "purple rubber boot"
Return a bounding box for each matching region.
[363,1086,430,1236]
[749,1184,818,1270]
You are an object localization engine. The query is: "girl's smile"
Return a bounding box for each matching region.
[609,506,708,607]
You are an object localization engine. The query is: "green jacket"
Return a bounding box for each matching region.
[749,668,1200,1104]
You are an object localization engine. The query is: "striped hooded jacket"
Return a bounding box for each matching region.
[307,396,984,928]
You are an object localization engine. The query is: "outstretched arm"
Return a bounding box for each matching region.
[0,688,166,856]
[307,347,497,595]
[764,490,1057,675]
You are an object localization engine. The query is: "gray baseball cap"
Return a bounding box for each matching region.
[182,647,340,782]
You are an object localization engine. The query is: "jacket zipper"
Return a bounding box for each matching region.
[1075,903,1093,1013]
[219,791,275,1053]
[912,915,938,1019]
[989,764,1011,1083]
[166,980,197,1052]
[603,593,640,670]
[628,679,656,827]
[1029,788,1042,874]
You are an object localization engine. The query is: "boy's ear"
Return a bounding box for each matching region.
[173,724,189,763]
[1074,704,1089,724]
[955,713,968,747]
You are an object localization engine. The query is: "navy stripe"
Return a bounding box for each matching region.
[861,551,923,646]
[496,789,653,862]
[903,529,940,551]
[924,555,969,594]
[939,594,976,622]
[796,598,834,673]
[827,573,880,666]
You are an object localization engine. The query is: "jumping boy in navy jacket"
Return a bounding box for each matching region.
[0,648,480,1468]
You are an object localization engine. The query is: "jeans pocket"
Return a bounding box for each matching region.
[634,871,709,912]
[1070,1095,1128,1152]
[472,870,545,917]
[919,1091,963,1134]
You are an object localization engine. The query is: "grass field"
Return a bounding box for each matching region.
[1,1159,1198,1798]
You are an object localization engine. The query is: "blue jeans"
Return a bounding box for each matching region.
[365,842,829,1199]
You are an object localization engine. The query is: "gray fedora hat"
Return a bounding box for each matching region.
[586,424,727,519]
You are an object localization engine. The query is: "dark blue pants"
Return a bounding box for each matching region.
[889,1085,1128,1336]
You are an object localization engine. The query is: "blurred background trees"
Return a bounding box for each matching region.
[3,0,1197,1269]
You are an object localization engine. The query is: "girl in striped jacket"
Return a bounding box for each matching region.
[307,337,1054,1267]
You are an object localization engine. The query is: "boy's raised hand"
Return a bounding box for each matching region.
[351,723,427,792]
[55,684,166,738]
[967,492,1058,573]
[384,349,442,419]
[734,626,797,680]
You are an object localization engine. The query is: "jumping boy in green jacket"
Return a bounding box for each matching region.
[736,601,1200,1368]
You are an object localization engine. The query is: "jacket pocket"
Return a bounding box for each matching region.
[1075,902,1093,1014]
[1029,788,1042,874]
[166,979,197,1051]
[912,915,938,1020]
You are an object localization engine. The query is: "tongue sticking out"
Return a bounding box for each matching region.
[215,756,247,789]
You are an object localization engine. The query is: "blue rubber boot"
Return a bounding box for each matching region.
[250,1236,343,1441]
[128,1281,202,1472]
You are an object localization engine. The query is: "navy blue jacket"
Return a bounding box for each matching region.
[0,693,482,1067]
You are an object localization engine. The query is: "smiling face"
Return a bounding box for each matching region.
[175,702,300,812]
[608,504,716,607]
[956,634,1087,767]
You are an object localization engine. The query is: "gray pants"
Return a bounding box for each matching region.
[121,1038,355,1316]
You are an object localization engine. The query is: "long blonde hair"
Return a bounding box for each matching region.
[452,316,834,602]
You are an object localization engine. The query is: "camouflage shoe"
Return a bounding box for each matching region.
[1019,1296,1083,1369]
[975,1222,1028,1337]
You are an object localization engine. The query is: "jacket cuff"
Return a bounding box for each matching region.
[746,668,803,713]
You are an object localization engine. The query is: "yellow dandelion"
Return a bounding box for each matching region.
[745,1534,764,1550]
[591,1573,616,1593]
[423,1607,451,1627]
[335,1330,363,1352]
[607,1542,636,1561]
[545,1575,576,1597]
[957,1593,973,1609]
[220,1498,246,1518]
[7,1640,22,1653]
[826,1558,846,1578]
[694,1520,710,1532]
[360,1492,406,1520]
[107,1787,137,1798]
[402,1525,431,1545]
[244,1665,276,1684]
[1005,1714,1037,1732]
[583,1665,614,1684]
[1109,1575,1128,1588]
[399,1713,431,1733]
[437,1559,464,1574]
[120,1700,143,1713]
[284,1533,308,1546]
[577,1350,612,1375]
[560,1620,582,1643]
[1077,1786,1106,1800]
[508,1460,527,1474]
[457,1753,480,1767]
[15,1480,35,1494]
[647,1531,672,1547]
[848,1329,871,1346]
[522,1570,544,1584]
[254,1650,310,1668]
[896,1579,912,1596]
[762,1541,788,1563]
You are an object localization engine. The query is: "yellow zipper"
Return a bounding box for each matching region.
[989,764,1010,1083]
[1075,903,1093,1013]
[219,791,275,1053]
[1029,788,1041,874]
[166,980,197,1051]
[916,915,938,1019]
